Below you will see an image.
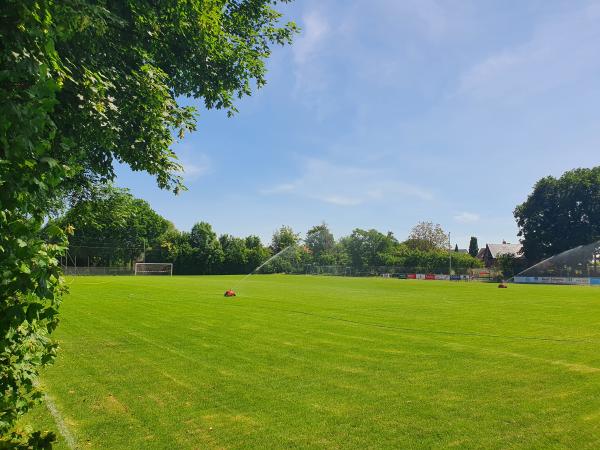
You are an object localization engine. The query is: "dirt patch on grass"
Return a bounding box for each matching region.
[201,413,258,427]
[337,365,366,374]
[93,393,129,415]
[444,342,600,375]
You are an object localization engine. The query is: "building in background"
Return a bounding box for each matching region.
[478,242,524,268]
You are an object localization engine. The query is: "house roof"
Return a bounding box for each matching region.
[486,243,523,258]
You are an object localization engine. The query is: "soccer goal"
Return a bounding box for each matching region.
[134,262,173,276]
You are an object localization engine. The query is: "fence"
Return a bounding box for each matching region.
[304,265,498,280]
[62,266,133,276]
[468,268,501,281]
[514,276,600,286]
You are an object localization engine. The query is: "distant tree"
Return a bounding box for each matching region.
[265,226,301,273]
[305,223,335,262]
[151,229,193,272]
[271,226,301,254]
[219,234,248,274]
[403,238,436,252]
[514,167,600,262]
[344,229,398,268]
[407,222,448,250]
[495,253,518,280]
[51,185,170,266]
[394,246,483,274]
[190,222,223,274]
[330,238,352,266]
[245,235,262,249]
[454,244,459,252]
[244,235,271,272]
[468,237,479,257]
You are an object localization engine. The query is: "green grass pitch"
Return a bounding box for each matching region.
[25,275,600,449]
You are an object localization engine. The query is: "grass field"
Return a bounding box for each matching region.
[26,275,600,449]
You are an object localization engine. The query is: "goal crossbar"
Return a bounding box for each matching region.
[134,262,173,276]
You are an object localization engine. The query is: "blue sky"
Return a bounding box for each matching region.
[116,0,600,248]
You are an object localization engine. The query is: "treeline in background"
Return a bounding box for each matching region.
[48,185,483,275]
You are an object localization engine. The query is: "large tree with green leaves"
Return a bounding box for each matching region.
[219,234,248,274]
[344,229,398,269]
[305,222,335,263]
[262,226,301,273]
[190,222,223,274]
[1,0,296,445]
[494,253,523,280]
[270,225,300,254]
[514,167,600,262]
[51,185,170,266]
[406,222,449,251]
[244,235,271,273]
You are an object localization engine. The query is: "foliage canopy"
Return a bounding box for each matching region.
[50,185,171,266]
[514,167,600,262]
[407,222,449,251]
[1,0,296,444]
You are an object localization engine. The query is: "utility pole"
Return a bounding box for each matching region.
[448,232,452,275]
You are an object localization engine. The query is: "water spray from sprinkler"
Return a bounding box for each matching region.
[223,244,298,297]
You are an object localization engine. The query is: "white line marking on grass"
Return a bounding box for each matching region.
[35,382,78,450]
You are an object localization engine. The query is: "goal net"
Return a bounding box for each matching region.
[514,240,600,285]
[134,262,173,276]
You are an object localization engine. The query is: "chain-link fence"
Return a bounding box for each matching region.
[62,266,133,276]
[304,265,498,279]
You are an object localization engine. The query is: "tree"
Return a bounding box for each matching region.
[244,235,271,273]
[266,226,301,273]
[1,1,296,444]
[150,230,271,275]
[51,185,170,266]
[344,229,398,269]
[407,222,449,251]
[190,222,223,274]
[271,226,301,254]
[394,246,482,274]
[219,234,248,274]
[305,223,335,263]
[514,167,600,262]
[468,237,479,257]
[151,228,195,273]
[454,244,459,252]
[325,238,351,266]
[495,253,519,280]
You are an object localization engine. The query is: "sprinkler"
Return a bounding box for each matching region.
[227,245,296,296]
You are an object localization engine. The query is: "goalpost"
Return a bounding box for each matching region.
[134,262,173,276]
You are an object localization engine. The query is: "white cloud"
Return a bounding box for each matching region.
[454,212,480,223]
[458,2,600,102]
[320,195,362,206]
[293,10,329,66]
[260,158,433,206]
[176,153,211,181]
[290,9,332,117]
[259,183,297,195]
